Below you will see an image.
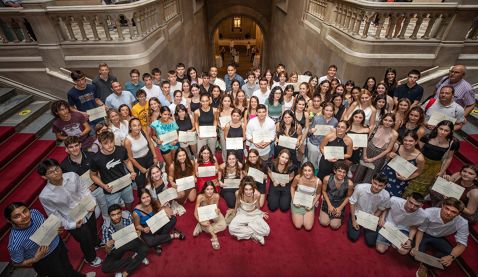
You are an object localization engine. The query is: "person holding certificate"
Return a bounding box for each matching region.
[107,109,129,146]
[196,145,220,192]
[319,162,354,230]
[218,94,234,162]
[146,164,167,200]
[124,118,158,195]
[168,148,197,203]
[5,203,85,277]
[275,110,303,169]
[412,198,469,277]
[307,103,338,174]
[348,173,391,247]
[224,108,246,162]
[346,110,370,174]
[403,120,459,198]
[246,104,276,161]
[229,176,270,245]
[376,193,427,255]
[291,162,321,230]
[194,93,218,155]
[354,113,398,184]
[133,189,184,255]
[268,149,296,212]
[193,181,227,250]
[175,104,197,157]
[38,159,102,268]
[219,152,244,223]
[150,106,179,168]
[244,149,269,207]
[382,131,425,197]
[317,120,353,181]
[343,89,376,128]
[293,97,309,162]
[101,204,150,276]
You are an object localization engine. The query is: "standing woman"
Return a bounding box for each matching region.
[233,90,248,115]
[229,176,270,245]
[211,85,222,109]
[343,80,355,108]
[224,108,246,162]
[317,120,353,181]
[263,69,274,89]
[403,120,459,197]
[187,67,201,85]
[283,84,295,111]
[375,83,394,112]
[308,75,319,94]
[268,149,296,212]
[244,96,259,124]
[293,96,309,162]
[124,117,158,193]
[332,93,346,121]
[354,113,399,184]
[333,84,345,96]
[373,94,387,124]
[265,86,284,123]
[382,131,425,197]
[107,109,129,146]
[168,147,197,203]
[317,80,332,104]
[244,149,269,207]
[195,145,220,193]
[218,94,235,162]
[218,151,244,222]
[175,104,197,157]
[133,189,184,255]
[288,71,299,85]
[146,164,166,200]
[308,94,322,123]
[195,93,218,155]
[148,97,161,125]
[169,90,187,114]
[228,80,241,99]
[298,82,312,104]
[397,106,426,143]
[193,181,226,250]
[290,162,321,231]
[189,84,201,113]
[393,98,411,130]
[346,110,370,175]
[273,71,289,91]
[383,68,398,98]
[118,104,133,122]
[275,110,303,169]
[344,89,377,128]
[150,106,179,167]
[319,162,354,230]
[363,77,377,94]
[182,79,191,99]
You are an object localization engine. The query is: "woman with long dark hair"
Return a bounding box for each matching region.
[168,147,197,203]
[150,106,179,167]
[267,149,296,212]
[244,149,269,207]
[275,110,303,169]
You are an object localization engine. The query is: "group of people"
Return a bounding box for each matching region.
[4,61,477,277]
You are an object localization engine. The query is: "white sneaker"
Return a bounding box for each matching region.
[115,273,122,277]
[142,257,149,265]
[171,200,186,216]
[251,234,265,245]
[87,256,102,267]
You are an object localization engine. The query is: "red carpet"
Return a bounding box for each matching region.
[0,126,14,143]
[456,140,478,165]
[0,133,35,169]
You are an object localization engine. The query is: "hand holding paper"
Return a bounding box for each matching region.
[197,204,218,222]
[30,214,61,246]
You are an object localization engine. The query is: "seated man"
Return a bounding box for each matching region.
[102,204,149,277]
[348,172,391,247]
[413,197,469,277]
[376,193,428,254]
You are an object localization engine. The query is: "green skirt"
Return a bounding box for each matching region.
[403,158,441,198]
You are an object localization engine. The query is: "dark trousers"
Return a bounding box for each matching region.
[69,214,100,262]
[134,151,154,194]
[220,188,238,209]
[418,233,453,258]
[347,216,378,247]
[268,184,291,212]
[34,240,84,277]
[102,238,149,274]
[141,216,177,247]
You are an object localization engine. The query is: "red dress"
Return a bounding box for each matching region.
[196,161,219,192]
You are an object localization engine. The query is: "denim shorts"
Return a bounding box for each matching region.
[104,184,134,207]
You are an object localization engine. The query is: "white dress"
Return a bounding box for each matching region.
[229,199,270,240]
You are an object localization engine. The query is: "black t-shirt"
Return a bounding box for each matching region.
[60,151,92,176]
[90,146,129,185]
[393,83,423,103]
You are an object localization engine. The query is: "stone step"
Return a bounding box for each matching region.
[19,110,55,137]
[0,100,50,132]
[38,127,58,141]
[0,94,32,121]
[0,88,16,104]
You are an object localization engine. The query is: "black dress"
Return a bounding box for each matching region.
[317,136,347,181]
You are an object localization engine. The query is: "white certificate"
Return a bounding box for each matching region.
[313,125,333,136]
[348,133,368,148]
[252,130,270,144]
[298,75,310,83]
[324,146,344,160]
[387,155,417,179]
[293,189,314,209]
[30,214,61,246]
[248,167,265,184]
[108,174,132,193]
[226,137,243,150]
[146,209,170,234]
[197,204,218,222]
[413,250,444,269]
[157,188,178,205]
[159,130,178,144]
[272,172,290,185]
[175,176,195,192]
[431,177,465,199]
[219,116,231,128]
[111,223,138,249]
[378,222,409,249]
[278,135,298,149]
[355,210,379,231]
[80,170,94,186]
[178,131,196,142]
[197,166,216,178]
[223,178,240,189]
[199,126,216,138]
[68,195,96,222]
[427,111,457,126]
[86,106,106,121]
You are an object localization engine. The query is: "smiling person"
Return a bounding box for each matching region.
[168,147,197,203]
[105,81,136,110]
[150,106,179,168]
[291,162,321,231]
[422,86,465,132]
[268,149,296,212]
[246,104,276,161]
[194,93,218,156]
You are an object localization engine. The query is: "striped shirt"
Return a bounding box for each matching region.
[8,209,59,264]
[434,76,475,108]
[101,211,133,248]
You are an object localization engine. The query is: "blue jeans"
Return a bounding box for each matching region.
[347,215,378,247]
[418,233,453,258]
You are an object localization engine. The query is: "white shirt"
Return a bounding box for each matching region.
[419,207,469,246]
[169,99,188,114]
[252,89,271,105]
[39,172,95,230]
[349,183,391,216]
[386,197,428,231]
[142,84,162,100]
[170,82,182,93]
[211,77,226,92]
[319,75,341,84]
[246,116,276,156]
[110,120,129,146]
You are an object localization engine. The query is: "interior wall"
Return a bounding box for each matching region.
[217,17,256,39]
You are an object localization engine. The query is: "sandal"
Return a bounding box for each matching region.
[173,229,186,240]
[155,245,162,255]
[211,238,220,250]
[193,223,202,237]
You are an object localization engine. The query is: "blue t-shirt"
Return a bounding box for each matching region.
[150,120,179,152]
[67,84,99,112]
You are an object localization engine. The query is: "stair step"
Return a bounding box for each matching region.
[39,129,58,141]
[0,101,50,132]
[447,157,466,175]
[456,140,478,165]
[0,88,16,104]
[0,140,55,202]
[0,133,35,169]
[446,235,478,276]
[0,94,33,121]
[466,134,478,146]
[19,111,55,137]
[471,223,478,239]
[0,126,15,143]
